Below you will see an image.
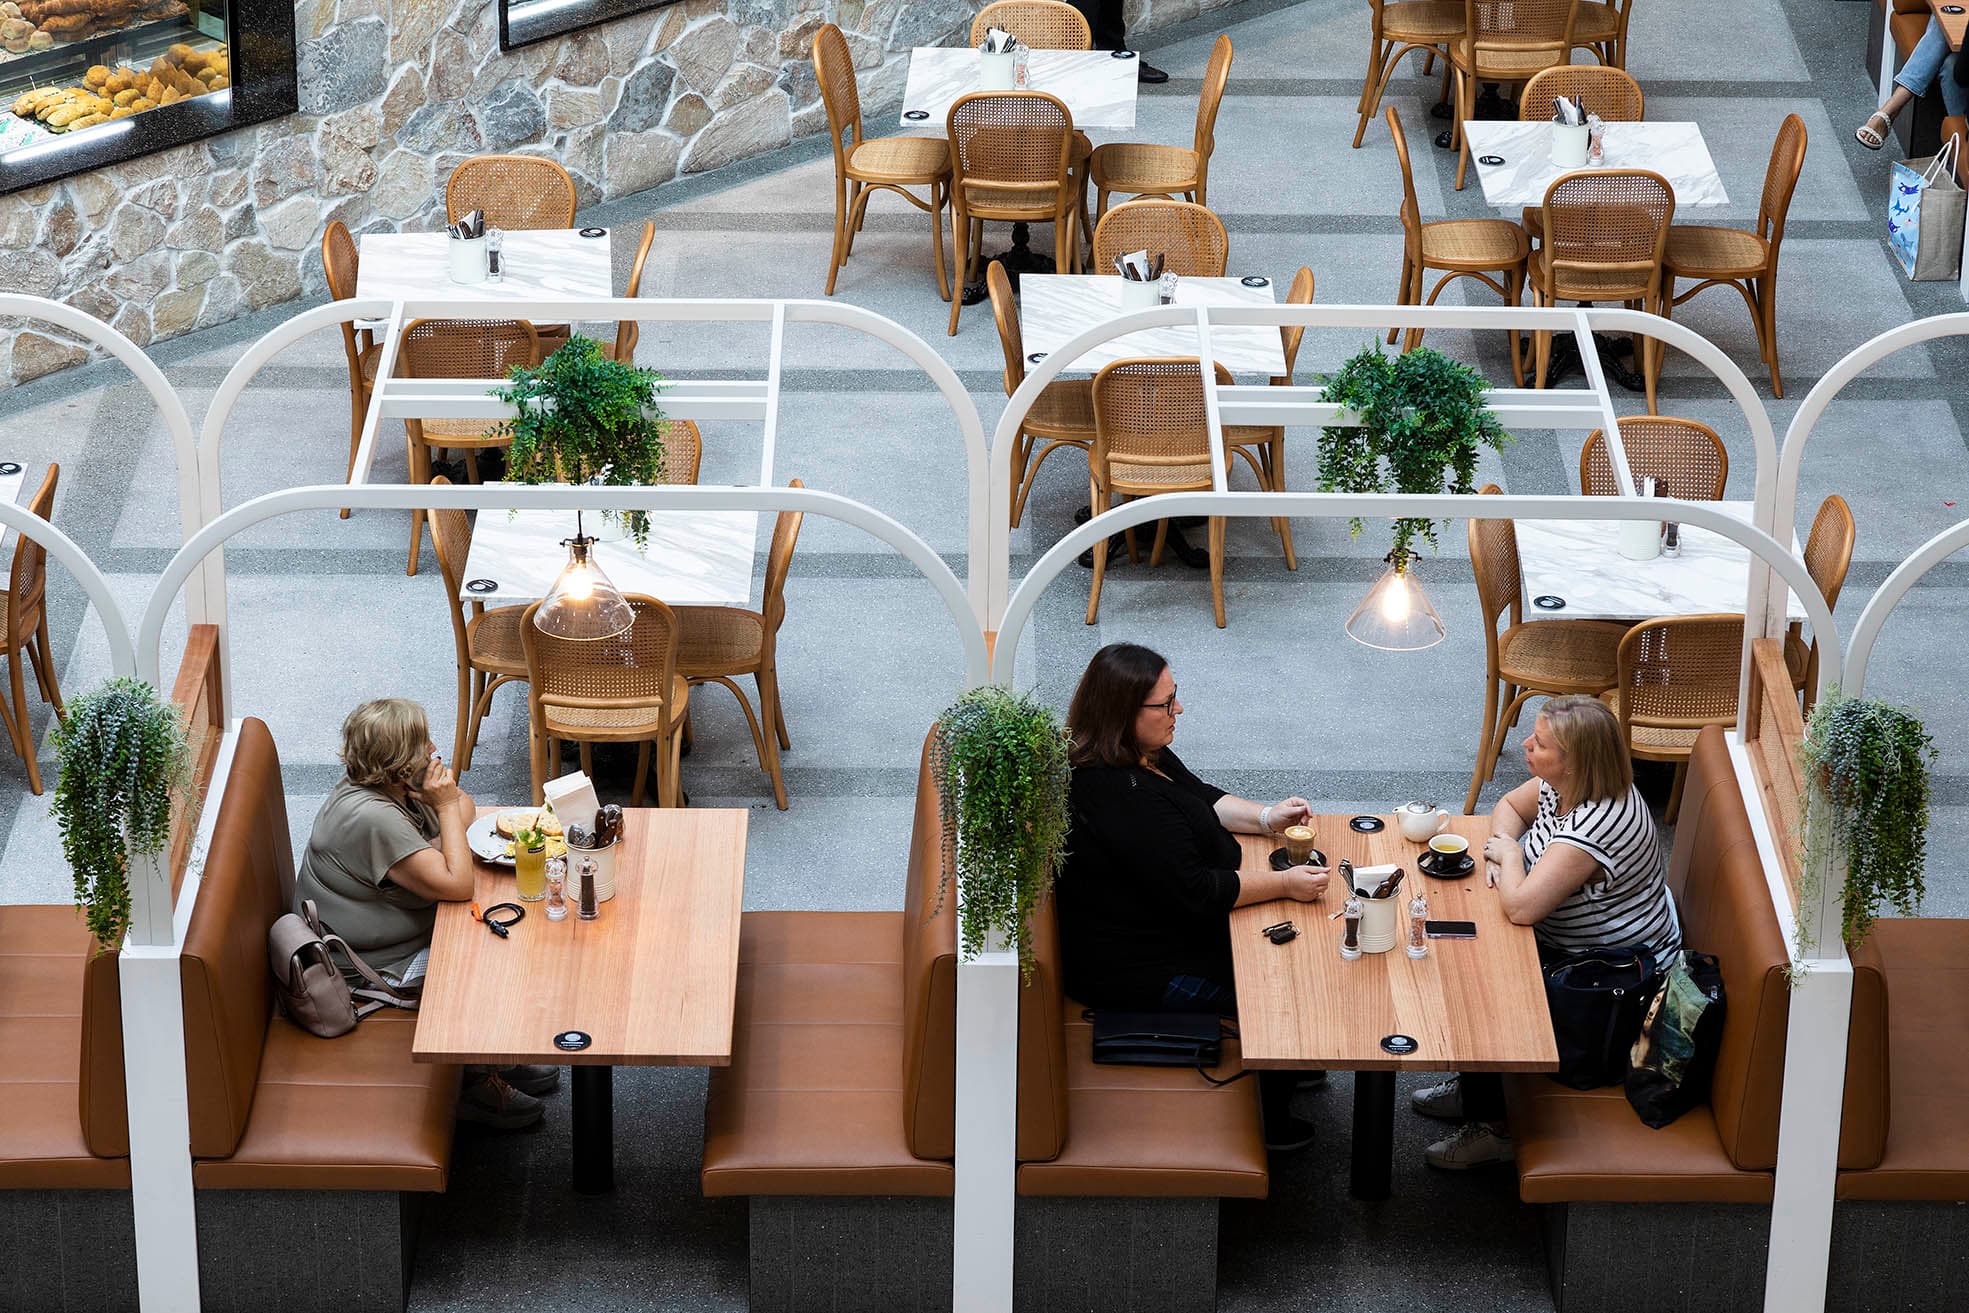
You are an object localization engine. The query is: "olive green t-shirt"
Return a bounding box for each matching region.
[294,776,442,981]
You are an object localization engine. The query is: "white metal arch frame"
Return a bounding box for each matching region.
[1844,518,1969,697]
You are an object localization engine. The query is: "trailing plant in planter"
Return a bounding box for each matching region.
[494,334,668,548]
[50,678,190,950]
[1317,343,1511,566]
[930,686,1072,980]
[1798,689,1934,949]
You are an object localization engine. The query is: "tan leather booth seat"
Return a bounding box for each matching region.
[1838,918,1969,1202]
[181,718,461,1191]
[0,907,128,1188]
[700,731,957,1196]
[1505,727,1889,1204]
[1015,892,1268,1199]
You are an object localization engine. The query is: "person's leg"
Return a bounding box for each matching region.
[1943,51,1969,118]
[1897,17,1952,98]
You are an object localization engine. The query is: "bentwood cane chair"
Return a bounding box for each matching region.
[990,261,1096,528]
[1579,416,1729,501]
[399,318,540,576]
[1607,613,1744,823]
[1571,0,1636,68]
[674,480,806,811]
[1387,107,1527,384]
[1448,0,1579,190]
[971,0,1089,47]
[1090,199,1230,277]
[1464,484,1626,812]
[1086,358,1236,628]
[322,222,383,517]
[1516,65,1644,243]
[946,91,1082,336]
[1220,265,1316,571]
[426,476,528,776]
[602,220,657,364]
[1528,169,1673,413]
[521,594,690,808]
[1353,0,1465,148]
[1,465,63,794]
[1663,114,1807,398]
[445,155,578,229]
[1091,35,1233,220]
[814,23,952,300]
[1785,494,1855,714]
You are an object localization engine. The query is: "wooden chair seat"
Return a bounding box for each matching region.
[1497,619,1628,689]
[1027,379,1095,433]
[962,184,1069,218]
[417,416,514,451]
[848,136,953,183]
[1538,259,1656,302]
[1572,0,1619,40]
[1421,217,1531,266]
[1090,142,1199,195]
[1663,225,1771,279]
[464,606,529,676]
[1469,45,1567,78]
[543,677,691,739]
[1109,458,1216,490]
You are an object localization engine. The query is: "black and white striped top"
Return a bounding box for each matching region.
[1522,780,1681,963]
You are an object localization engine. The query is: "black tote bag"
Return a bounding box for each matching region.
[1544,946,1662,1090]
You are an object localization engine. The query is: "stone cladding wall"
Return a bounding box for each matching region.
[0,0,1237,383]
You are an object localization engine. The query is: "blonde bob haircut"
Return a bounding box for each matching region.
[339,698,433,790]
[1539,694,1631,813]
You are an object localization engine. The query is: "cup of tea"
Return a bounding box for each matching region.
[1283,824,1319,864]
[1427,834,1469,861]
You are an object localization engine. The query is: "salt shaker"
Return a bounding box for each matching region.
[577,855,598,921]
[1586,113,1606,166]
[486,227,505,282]
[544,856,568,922]
[1157,270,1179,305]
[1407,890,1430,958]
[1340,895,1362,961]
[1013,44,1030,88]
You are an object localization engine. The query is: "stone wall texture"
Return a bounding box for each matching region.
[0,0,1238,385]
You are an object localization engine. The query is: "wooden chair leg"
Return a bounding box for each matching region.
[1208,515,1227,629]
[452,662,472,774]
[1503,263,1526,388]
[1270,435,1297,570]
[1454,70,1474,190]
[1466,675,1503,814]
[825,173,849,295]
[630,738,651,808]
[931,179,951,302]
[26,615,60,710]
[1757,274,1784,398]
[948,212,974,337]
[1353,40,1393,147]
[1356,35,1386,114]
[9,646,40,795]
[579,740,594,779]
[528,726,547,806]
[1148,517,1170,567]
[1666,759,1688,825]
[843,180,866,255]
[1085,507,1109,625]
[406,442,426,576]
[0,675,23,791]
[1389,253,1414,345]
[760,661,790,750]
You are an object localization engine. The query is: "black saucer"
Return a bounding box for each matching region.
[1270,847,1327,871]
[1419,853,1476,879]
[1348,816,1386,833]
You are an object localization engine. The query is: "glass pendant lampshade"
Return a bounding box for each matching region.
[1345,553,1445,651]
[534,535,633,640]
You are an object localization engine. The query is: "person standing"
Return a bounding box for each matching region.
[1067,0,1168,82]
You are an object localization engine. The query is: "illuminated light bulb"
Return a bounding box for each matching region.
[1346,554,1445,651]
[534,536,633,640]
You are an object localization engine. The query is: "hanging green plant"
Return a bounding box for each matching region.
[1798,689,1933,948]
[930,686,1072,981]
[494,334,668,549]
[50,678,191,950]
[1317,343,1511,567]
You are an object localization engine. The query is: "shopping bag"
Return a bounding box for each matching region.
[1888,135,1965,281]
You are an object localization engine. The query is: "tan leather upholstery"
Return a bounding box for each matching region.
[700,730,957,1197]
[181,718,460,1190]
[0,906,130,1188]
[1505,1083,1775,1203]
[1838,918,1969,1201]
[1014,890,1268,1199]
[1891,8,1925,56]
[80,942,127,1159]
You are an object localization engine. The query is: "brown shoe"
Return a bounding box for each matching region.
[458,1072,545,1130]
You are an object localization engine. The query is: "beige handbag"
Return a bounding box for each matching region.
[267,900,419,1039]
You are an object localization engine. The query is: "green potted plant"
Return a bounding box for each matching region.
[1317,344,1511,649]
[1798,689,1934,951]
[494,334,669,549]
[50,677,191,950]
[930,686,1072,979]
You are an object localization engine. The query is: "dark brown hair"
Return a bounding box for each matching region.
[1067,643,1169,768]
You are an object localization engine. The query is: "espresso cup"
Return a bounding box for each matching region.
[1283,825,1318,864]
[1427,833,1469,860]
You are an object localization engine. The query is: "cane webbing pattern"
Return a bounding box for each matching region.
[444,155,578,230]
[814,22,862,143]
[1579,417,1728,501]
[524,595,683,728]
[1539,171,1672,300]
[1803,494,1855,613]
[1467,485,1523,629]
[1519,65,1644,122]
[1091,200,1229,277]
[971,0,1090,49]
[8,465,54,622]
[1616,615,1744,734]
[1092,358,1218,493]
[950,94,1072,216]
[322,222,358,299]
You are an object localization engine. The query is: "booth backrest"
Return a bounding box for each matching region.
[1840,934,1892,1170]
[900,730,959,1162]
[178,718,293,1160]
[1014,893,1071,1162]
[77,950,128,1158]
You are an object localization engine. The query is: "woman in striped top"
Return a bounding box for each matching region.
[1414,694,1680,1170]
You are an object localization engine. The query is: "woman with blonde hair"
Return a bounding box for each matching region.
[296,698,558,1128]
[1412,694,1680,1170]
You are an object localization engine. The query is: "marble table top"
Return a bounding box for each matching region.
[900,47,1139,131]
[356,229,615,305]
[1019,274,1289,375]
[460,487,757,610]
[1460,122,1728,208]
[1515,501,1804,622]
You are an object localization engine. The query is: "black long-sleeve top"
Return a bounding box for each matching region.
[1056,748,1244,1011]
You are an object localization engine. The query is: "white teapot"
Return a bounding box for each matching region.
[1393,800,1450,843]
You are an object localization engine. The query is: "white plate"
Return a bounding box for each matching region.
[467,813,515,866]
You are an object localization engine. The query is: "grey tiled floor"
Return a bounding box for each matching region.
[4,0,1968,1307]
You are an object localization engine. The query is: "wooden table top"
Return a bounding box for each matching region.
[412,807,748,1067]
[1931,0,1967,52]
[1227,815,1559,1073]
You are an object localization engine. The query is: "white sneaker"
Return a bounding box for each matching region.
[1424,1122,1516,1171]
[1410,1075,1464,1119]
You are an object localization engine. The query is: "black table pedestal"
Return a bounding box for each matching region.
[961,223,1062,304]
[1350,1070,1396,1201]
[572,1065,615,1195]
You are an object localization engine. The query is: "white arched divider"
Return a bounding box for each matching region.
[1843,518,1969,696]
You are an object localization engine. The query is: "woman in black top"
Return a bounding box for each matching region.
[1057,643,1330,1149]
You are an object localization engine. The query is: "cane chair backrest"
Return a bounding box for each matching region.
[660,420,704,486]
[985,259,1028,396]
[762,478,807,638]
[948,92,1074,209]
[1193,35,1234,163]
[1757,113,1808,250]
[1387,107,1423,245]
[1519,64,1643,121]
[1466,484,1523,636]
[1803,494,1856,614]
[612,220,657,365]
[445,155,578,230]
[1540,169,1673,293]
[1466,0,1578,51]
[424,475,475,649]
[322,221,359,300]
[1091,200,1230,277]
[813,23,864,154]
[8,464,56,621]
[522,594,682,716]
[1276,265,1316,385]
[401,319,539,382]
[1615,614,1744,732]
[1091,358,1214,475]
[971,0,1091,48]
[1579,417,1729,501]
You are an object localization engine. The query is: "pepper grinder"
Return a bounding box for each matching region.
[1341,895,1363,960]
[577,855,598,921]
[1406,889,1429,958]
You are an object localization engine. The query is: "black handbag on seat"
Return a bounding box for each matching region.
[1544,946,1663,1090]
[1088,1010,1223,1068]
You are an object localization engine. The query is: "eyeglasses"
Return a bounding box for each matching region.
[1142,685,1179,714]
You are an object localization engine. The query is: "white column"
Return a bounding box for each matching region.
[120,934,200,1312]
[1763,958,1853,1313]
[952,943,1020,1313]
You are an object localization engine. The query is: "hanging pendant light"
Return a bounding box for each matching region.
[534,531,633,640]
[1345,552,1445,651]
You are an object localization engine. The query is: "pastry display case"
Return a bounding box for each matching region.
[499,0,675,51]
[0,0,293,193]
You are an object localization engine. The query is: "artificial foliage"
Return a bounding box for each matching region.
[1799,690,1934,948]
[1317,343,1511,566]
[930,686,1072,980]
[50,678,190,950]
[494,334,668,548]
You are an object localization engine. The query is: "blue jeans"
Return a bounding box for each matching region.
[1895,16,1969,118]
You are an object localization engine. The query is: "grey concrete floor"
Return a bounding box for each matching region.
[3,0,1968,1306]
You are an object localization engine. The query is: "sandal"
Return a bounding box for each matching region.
[1856,110,1891,151]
